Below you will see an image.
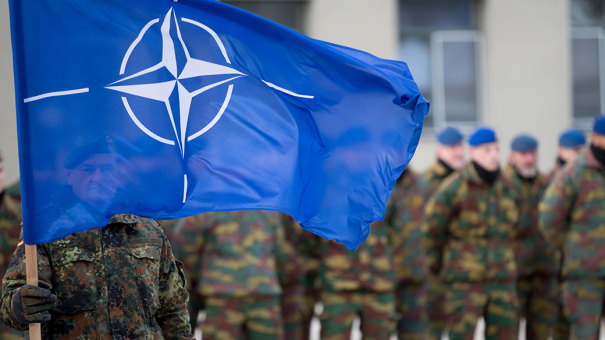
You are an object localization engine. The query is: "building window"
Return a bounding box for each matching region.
[223,1,308,33]
[571,0,605,128]
[572,28,604,129]
[398,0,482,131]
[431,31,484,130]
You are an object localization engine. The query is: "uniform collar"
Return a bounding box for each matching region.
[432,159,453,178]
[463,161,483,185]
[464,161,503,186]
[584,148,604,170]
[109,214,139,225]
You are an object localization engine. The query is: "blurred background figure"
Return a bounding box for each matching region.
[280,215,321,340]
[165,211,299,340]
[0,149,24,340]
[389,168,429,340]
[424,127,520,340]
[423,126,465,340]
[504,135,558,340]
[317,218,397,339]
[547,129,587,181]
[540,116,605,340]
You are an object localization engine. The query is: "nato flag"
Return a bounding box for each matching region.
[9,0,428,249]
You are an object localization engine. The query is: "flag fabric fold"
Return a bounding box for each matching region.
[9,0,428,249]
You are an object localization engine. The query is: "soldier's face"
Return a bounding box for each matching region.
[510,150,538,178]
[470,142,500,172]
[67,154,119,205]
[436,143,465,170]
[592,133,605,149]
[558,146,583,163]
[0,162,4,190]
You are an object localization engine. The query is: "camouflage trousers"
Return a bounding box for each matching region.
[560,279,605,340]
[320,290,396,340]
[445,281,518,340]
[552,283,570,340]
[280,285,304,340]
[427,275,447,340]
[302,283,320,340]
[395,282,428,340]
[515,274,558,340]
[202,295,285,340]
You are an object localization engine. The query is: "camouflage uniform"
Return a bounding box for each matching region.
[280,215,320,340]
[539,150,605,340]
[503,165,558,340]
[389,169,429,340]
[424,162,520,340]
[5,181,20,202]
[162,218,205,332]
[422,160,455,340]
[171,211,299,340]
[318,216,397,339]
[0,191,24,339]
[543,162,570,340]
[0,214,194,339]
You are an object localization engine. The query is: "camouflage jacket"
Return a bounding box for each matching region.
[423,162,520,282]
[388,169,429,284]
[503,165,557,276]
[0,193,22,293]
[5,181,20,202]
[282,215,321,286]
[319,200,399,292]
[539,150,605,279]
[423,160,455,197]
[0,214,193,339]
[170,211,300,297]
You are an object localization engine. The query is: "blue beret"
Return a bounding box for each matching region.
[594,116,605,135]
[559,129,586,148]
[469,127,497,147]
[64,134,118,169]
[437,127,463,146]
[511,134,538,152]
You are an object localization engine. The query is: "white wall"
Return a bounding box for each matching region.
[305,0,399,60]
[479,0,572,172]
[0,3,19,185]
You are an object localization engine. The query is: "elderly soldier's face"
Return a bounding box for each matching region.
[470,142,500,172]
[510,150,538,178]
[437,143,465,170]
[67,154,119,205]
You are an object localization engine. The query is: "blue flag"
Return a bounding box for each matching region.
[9,0,428,249]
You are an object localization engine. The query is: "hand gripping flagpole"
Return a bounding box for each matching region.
[25,244,41,340]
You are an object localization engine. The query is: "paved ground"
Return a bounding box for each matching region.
[194,309,605,339]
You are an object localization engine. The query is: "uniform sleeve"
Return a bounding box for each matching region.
[165,217,206,320]
[539,171,577,249]
[422,180,455,275]
[156,231,195,340]
[273,215,301,287]
[0,241,53,331]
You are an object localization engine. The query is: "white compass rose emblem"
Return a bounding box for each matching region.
[106,8,244,156]
[21,7,314,201]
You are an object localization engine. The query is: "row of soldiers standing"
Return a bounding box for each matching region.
[0,116,602,340]
[155,116,605,340]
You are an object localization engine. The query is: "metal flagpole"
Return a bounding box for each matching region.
[25,244,41,340]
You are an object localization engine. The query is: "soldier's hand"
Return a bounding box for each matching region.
[12,280,56,324]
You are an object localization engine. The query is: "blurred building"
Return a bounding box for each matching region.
[0,0,602,182]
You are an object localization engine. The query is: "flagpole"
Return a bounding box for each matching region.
[25,244,41,340]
